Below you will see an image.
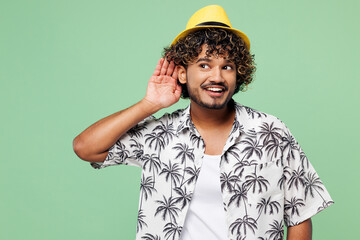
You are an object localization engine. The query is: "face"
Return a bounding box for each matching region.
[178,44,237,110]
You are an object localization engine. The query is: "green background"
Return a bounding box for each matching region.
[1,0,358,239]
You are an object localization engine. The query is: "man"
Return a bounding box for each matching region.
[73,5,333,240]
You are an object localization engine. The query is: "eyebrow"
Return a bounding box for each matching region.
[195,58,234,64]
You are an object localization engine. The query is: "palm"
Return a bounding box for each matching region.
[145,58,182,109]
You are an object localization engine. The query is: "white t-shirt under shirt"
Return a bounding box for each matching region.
[179,154,228,240]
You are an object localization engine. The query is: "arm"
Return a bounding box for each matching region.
[286,218,312,240]
[73,58,181,162]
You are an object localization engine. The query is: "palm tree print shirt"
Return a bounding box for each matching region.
[91,102,334,240]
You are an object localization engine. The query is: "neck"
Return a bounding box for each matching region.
[190,100,235,129]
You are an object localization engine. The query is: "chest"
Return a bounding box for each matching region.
[198,126,232,155]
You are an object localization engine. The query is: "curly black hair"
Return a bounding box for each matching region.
[163,28,256,98]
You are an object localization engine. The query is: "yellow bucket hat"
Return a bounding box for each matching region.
[171,5,250,50]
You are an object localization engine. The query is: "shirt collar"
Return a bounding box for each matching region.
[233,101,258,137]
[175,104,194,135]
[175,100,257,137]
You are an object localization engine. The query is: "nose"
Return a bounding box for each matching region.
[210,66,224,83]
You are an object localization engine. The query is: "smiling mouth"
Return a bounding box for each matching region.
[206,87,224,92]
[203,85,227,94]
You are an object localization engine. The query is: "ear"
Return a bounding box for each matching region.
[177,65,187,84]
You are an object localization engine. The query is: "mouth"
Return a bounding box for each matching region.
[202,85,227,97]
[206,87,224,92]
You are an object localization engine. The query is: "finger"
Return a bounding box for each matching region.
[166,61,175,76]
[171,65,178,80]
[160,58,169,75]
[153,58,164,76]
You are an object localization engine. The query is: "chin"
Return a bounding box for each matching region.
[202,102,228,109]
[192,97,232,110]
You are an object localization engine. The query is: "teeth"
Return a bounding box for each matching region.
[207,87,223,92]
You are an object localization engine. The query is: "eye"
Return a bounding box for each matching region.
[223,65,233,70]
[200,64,209,69]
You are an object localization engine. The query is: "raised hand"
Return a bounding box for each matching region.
[74,59,182,162]
[143,58,182,111]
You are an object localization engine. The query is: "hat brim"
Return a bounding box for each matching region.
[171,25,250,50]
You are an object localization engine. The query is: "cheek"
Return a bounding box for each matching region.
[232,78,237,88]
[227,74,237,88]
[186,72,207,86]
[191,71,207,80]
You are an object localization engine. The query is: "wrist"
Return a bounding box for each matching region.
[138,98,162,115]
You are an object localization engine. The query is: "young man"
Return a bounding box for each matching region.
[73,5,333,240]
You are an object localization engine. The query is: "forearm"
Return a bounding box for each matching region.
[73,99,161,162]
[73,58,180,162]
[287,218,312,240]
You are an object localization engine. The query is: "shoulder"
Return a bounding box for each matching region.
[158,108,186,121]
[135,108,186,130]
[236,103,288,134]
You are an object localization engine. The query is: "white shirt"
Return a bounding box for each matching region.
[179,154,228,240]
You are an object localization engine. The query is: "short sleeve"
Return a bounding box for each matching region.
[280,124,334,227]
[90,115,155,169]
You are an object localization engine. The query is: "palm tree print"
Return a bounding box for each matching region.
[173,143,195,163]
[236,236,246,240]
[140,175,156,209]
[300,150,309,169]
[256,197,281,220]
[96,102,333,240]
[163,222,182,240]
[141,233,161,240]
[220,171,239,192]
[288,166,306,190]
[173,186,192,209]
[265,220,284,240]
[173,143,195,185]
[229,117,241,136]
[304,172,325,200]
[247,128,257,137]
[180,166,200,187]
[114,142,130,162]
[281,131,298,162]
[153,120,176,145]
[228,184,248,209]
[168,109,181,120]
[230,215,258,235]
[224,145,241,164]
[283,213,294,228]
[143,153,161,187]
[137,209,148,232]
[145,132,165,153]
[265,138,282,162]
[244,171,270,194]
[244,106,267,119]
[155,195,180,223]
[127,122,148,138]
[233,159,257,177]
[284,197,305,217]
[277,165,291,190]
[259,122,282,145]
[190,133,203,148]
[130,139,144,159]
[159,161,182,196]
[240,137,263,160]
